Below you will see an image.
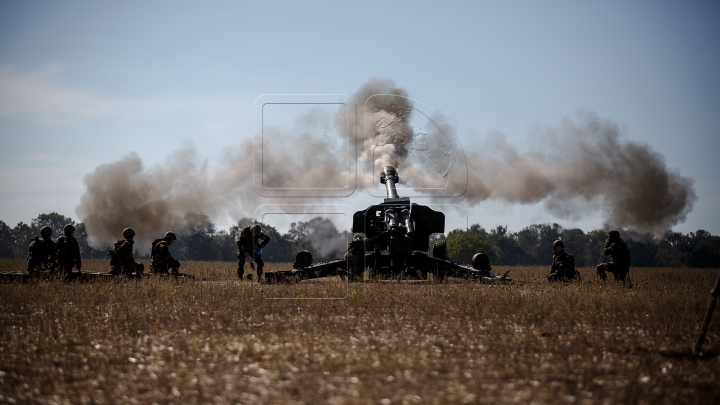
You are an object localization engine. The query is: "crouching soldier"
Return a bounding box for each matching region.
[27,226,57,275]
[237,224,270,280]
[597,230,630,283]
[56,224,82,277]
[150,231,180,275]
[342,233,366,281]
[108,227,144,276]
[548,240,579,282]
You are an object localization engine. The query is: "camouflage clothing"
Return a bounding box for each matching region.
[150,238,180,275]
[236,226,270,279]
[55,234,82,275]
[547,251,578,282]
[597,237,630,282]
[26,236,57,275]
[109,238,144,276]
[342,238,366,281]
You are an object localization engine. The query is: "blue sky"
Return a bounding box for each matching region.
[1,1,719,236]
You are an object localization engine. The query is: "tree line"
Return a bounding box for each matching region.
[1,213,719,268]
[445,223,720,268]
[0,213,348,263]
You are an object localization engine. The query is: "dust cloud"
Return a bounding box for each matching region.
[76,78,696,252]
[452,112,696,233]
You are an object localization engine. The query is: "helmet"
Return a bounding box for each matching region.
[63,224,76,234]
[250,224,261,234]
[353,233,364,241]
[607,230,620,239]
[164,231,177,240]
[553,240,564,249]
[122,227,136,239]
[40,226,53,238]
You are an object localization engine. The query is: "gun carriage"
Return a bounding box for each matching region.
[265,166,510,284]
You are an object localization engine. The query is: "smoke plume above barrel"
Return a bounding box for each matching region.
[76,77,696,251]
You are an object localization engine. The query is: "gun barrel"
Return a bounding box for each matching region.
[380,166,400,199]
[385,179,399,199]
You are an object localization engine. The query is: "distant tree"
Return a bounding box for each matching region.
[687,230,720,268]
[446,229,495,265]
[31,212,75,238]
[558,228,588,266]
[656,231,690,267]
[626,239,658,267]
[287,217,347,261]
[487,225,525,265]
[11,222,35,258]
[0,220,13,258]
[516,223,563,265]
[212,231,238,262]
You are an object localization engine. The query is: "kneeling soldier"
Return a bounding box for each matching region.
[108,227,144,276]
[237,224,270,280]
[150,231,180,275]
[597,230,631,283]
[548,240,579,282]
[56,224,82,277]
[343,233,366,281]
[27,226,57,275]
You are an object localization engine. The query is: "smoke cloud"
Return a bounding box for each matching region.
[76,77,696,253]
[453,112,697,233]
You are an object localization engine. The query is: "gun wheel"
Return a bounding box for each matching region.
[472,253,490,271]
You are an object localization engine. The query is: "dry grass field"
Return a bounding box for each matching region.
[1,258,719,405]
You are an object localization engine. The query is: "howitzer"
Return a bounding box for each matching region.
[265,166,511,284]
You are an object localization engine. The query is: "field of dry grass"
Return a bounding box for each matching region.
[1,258,719,404]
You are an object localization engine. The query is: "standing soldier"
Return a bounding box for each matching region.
[26,226,57,276]
[597,230,631,283]
[108,227,144,276]
[237,224,270,280]
[150,231,180,276]
[343,233,366,281]
[56,224,82,277]
[547,240,579,282]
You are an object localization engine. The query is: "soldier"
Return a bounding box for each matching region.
[108,227,144,276]
[150,231,180,275]
[26,226,57,275]
[547,240,579,282]
[597,230,631,283]
[236,224,270,280]
[55,224,82,277]
[342,233,366,281]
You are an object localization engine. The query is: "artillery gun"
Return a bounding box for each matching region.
[265,166,511,283]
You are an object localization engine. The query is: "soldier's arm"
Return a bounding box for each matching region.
[120,241,134,261]
[161,243,176,261]
[49,241,58,261]
[238,236,250,252]
[258,233,270,248]
[602,241,613,256]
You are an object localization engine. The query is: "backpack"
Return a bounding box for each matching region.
[108,240,123,266]
[150,239,164,261]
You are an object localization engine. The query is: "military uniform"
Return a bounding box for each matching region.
[27,235,57,275]
[237,225,270,280]
[56,234,82,275]
[150,238,180,275]
[109,238,144,276]
[548,251,578,282]
[597,232,630,282]
[342,235,366,281]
